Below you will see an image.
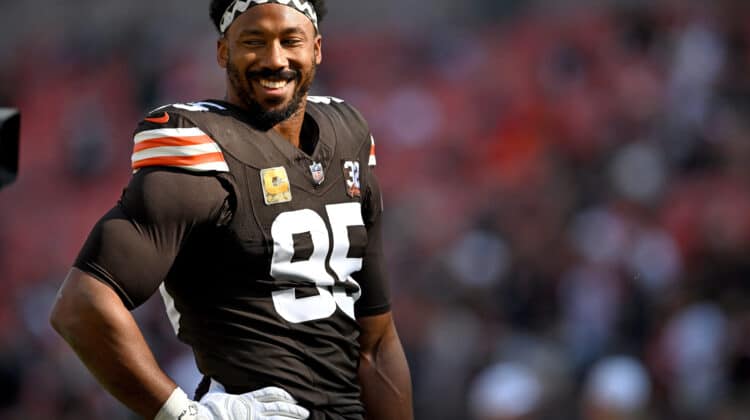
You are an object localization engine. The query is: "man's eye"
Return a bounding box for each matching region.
[243,39,265,46]
[282,39,303,46]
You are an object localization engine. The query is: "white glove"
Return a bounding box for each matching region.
[154,386,310,420]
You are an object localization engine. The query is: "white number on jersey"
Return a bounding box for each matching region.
[270,203,365,323]
[151,101,227,113]
[307,95,345,105]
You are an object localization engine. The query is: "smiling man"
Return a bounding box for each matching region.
[49,1,413,420]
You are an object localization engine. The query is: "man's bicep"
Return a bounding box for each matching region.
[74,168,232,309]
[74,205,176,309]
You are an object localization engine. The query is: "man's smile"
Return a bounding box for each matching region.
[258,79,290,89]
[251,75,297,102]
[255,76,295,93]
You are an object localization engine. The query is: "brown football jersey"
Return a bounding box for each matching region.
[75,97,389,419]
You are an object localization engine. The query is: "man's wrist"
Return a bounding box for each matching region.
[154,387,200,420]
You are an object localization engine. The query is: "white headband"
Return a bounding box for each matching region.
[220,0,319,34]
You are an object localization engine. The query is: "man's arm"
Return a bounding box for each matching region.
[358,312,413,420]
[47,169,229,418]
[50,268,176,419]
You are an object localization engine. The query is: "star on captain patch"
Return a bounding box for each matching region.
[260,167,292,205]
[343,160,361,198]
[309,161,325,185]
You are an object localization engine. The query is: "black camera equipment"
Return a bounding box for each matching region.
[0,108,20,190]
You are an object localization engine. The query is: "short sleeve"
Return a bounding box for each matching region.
[352,156,391,318]
[74,167,232,309]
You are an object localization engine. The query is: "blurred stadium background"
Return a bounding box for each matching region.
[2,0,750,418]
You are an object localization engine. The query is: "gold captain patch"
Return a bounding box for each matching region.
[261,167,292,205]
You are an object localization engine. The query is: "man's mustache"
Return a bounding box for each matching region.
[246,68,299,81]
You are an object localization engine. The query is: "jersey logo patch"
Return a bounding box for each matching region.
[309,161,325,185]
[343,161,361,198]
[261,167,293,205]
[145,112,170,124]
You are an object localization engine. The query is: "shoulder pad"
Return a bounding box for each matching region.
[307,95,346,105]
[159,101,228,113]
[307,95,366,127]
[308,96,377,168]
[131,103,229,173]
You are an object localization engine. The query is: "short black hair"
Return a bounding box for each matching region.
[209,0,327,33]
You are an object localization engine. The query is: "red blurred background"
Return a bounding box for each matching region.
[2,1,750,419]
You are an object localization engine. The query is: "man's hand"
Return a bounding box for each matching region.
[155,386,310,420]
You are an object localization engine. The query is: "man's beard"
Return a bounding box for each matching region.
[227,52,316,131]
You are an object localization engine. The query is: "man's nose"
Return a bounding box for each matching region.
[261,41,288,70]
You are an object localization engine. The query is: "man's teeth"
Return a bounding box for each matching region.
[259,79,289,89]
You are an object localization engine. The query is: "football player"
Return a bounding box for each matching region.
[49,1,413,419]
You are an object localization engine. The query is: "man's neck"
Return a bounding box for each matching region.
[271,102,307,149]
[224,91,310,148]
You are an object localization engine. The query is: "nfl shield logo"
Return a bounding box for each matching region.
[309,161,325,185]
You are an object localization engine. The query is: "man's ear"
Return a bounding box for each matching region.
[314,35,322,65]
[217,37,228,68]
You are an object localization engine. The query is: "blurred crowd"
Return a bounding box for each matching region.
[2,0,750,419]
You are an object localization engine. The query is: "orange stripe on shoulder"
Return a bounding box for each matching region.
[133,135,215,153]
[132,152,226,170]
